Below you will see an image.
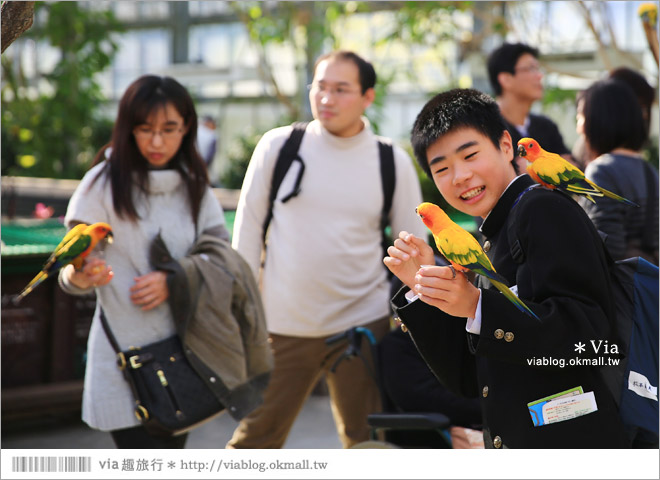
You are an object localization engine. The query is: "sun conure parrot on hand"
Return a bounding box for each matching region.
[416,202,539,320]
[15,222,113,302]
[517,137,639,207]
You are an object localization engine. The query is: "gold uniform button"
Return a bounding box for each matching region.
[483,241,491,252]
[482,386,489,397]
[494,328,504,340]
[493,436,502,449]
[504,332,514,342]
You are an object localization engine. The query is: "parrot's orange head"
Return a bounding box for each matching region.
[517,138,542,162]
[416,202,452,233]
[86,222,114,244]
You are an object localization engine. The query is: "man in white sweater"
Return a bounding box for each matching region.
[227,51,426,448]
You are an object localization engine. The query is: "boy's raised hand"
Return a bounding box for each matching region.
[384,231,435,290]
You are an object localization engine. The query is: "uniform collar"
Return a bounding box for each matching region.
[479,174,536,238]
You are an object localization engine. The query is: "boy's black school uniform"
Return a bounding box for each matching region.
[392,174,630,448]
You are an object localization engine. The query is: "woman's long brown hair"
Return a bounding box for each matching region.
[91,75,209,224]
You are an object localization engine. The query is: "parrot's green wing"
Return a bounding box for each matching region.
[535,157,601,195]
[434,223,537,319]
[43,224,91,273]
[435,227,493,270]
[436,227,510,285]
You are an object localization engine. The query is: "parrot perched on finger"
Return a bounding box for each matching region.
[416,202,539,320]
[15,222,113,302]
[517,137,639,207]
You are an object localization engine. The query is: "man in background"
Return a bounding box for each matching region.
[228,50,425,448]
[487,42,573,170]
[196,115,217,169]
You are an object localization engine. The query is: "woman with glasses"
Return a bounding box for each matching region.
[58,75,230,448]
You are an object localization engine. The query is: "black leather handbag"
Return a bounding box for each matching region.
[100,310,224,436]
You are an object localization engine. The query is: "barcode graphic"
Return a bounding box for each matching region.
[12,456,91,473]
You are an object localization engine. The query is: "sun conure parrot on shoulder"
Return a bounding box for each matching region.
[15,222,113,302]
[517,137,639,207]
[416,202,539,320]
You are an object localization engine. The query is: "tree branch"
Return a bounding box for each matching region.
[1,1,35,54]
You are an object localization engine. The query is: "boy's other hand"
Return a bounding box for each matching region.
[384,231,435,290]
[414,265,480,318]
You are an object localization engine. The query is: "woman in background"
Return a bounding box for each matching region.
[58,75,228,448]
[578,78,658,264]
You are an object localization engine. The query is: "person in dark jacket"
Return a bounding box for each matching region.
[487,42,573,170]
[383,88,629,449]
[578,78,659,264]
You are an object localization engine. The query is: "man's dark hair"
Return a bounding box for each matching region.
[314,50,376,94]
[582,79,646,156]
[411,88,510,177]
[487,43,540,96]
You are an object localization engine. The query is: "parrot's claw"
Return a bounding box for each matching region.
[449,265,456,279]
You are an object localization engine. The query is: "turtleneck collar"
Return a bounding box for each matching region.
[479,174,536,238]
[312,117,373,150]
[146,168,183,194]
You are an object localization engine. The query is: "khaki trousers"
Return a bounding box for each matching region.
[227,316,391,449]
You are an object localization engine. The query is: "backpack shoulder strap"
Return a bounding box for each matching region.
[641,161,658,252]
[377,139,395,258]
[377,138,395,231]
[506,184,540,264]
[262,122,308,242]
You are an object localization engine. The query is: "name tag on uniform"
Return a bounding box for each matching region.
[527,386,598,427]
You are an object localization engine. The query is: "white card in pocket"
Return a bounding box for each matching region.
[541,391,598,425]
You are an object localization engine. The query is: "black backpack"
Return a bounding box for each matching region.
[261,122,396,258]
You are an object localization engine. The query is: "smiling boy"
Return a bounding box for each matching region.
[385,89,629,448]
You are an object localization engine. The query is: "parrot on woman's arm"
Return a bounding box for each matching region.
[517,137,639,207]
[416,202,539,320]
[15,222,113,302]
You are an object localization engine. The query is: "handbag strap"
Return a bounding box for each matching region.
[98,308,122,354]
[98,308,149,420]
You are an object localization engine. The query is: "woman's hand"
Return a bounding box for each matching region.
[383,231,435,290]
[66,258,114,289]
[130,271,169,311]
[413,265,480,318]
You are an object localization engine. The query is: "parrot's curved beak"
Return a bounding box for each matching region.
[517,145,526,157]
[106,231,114,244]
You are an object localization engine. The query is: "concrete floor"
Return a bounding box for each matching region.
[1,394,342,449]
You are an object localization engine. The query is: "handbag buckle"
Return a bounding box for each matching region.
[116,352,127,370]
[129,355,143,369]
[134,404,149,421]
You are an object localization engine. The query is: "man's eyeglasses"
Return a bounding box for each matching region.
[307,83,362,98]
[514,64,544,75]
[133,126,184,142]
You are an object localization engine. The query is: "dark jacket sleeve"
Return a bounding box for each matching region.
[476,190,616,366]
[391,286,479,398]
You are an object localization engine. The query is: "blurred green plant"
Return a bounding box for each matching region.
[1,2,123,179]
[221,127,264,189]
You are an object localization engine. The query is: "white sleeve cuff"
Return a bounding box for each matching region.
[465,289,483,334]
[404,289,419,303]
[58,265,95,296]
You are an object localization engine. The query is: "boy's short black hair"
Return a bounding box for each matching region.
[487,43,540,96]
[582,79,646,156]
[314,50,376,94]
[411,88,509,177]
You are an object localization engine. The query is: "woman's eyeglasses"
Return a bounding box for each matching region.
[133,126,184,142]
